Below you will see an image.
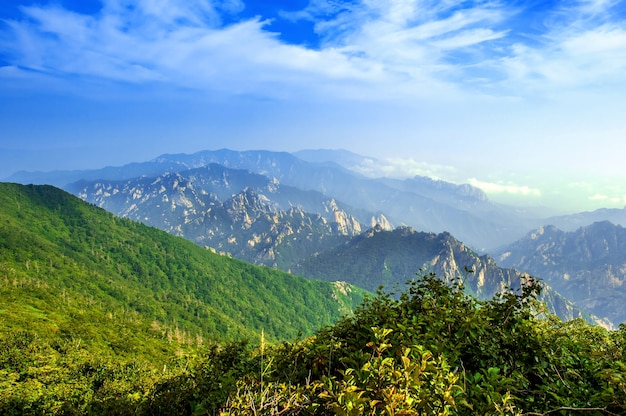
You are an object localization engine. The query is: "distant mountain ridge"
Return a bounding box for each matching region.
[7,148,551,249]
[495,221,626,325]
[546,208,626,232]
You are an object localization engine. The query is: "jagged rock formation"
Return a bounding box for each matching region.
[495,221,626,326]
[68,164,370,269]
[323,199,362,235]
[371,213,393,231]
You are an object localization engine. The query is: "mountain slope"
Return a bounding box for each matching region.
[292,225,598,324]
[0,183,366,351]
[495,221,626,325]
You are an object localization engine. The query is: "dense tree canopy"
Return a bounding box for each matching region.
[4,273,626,415]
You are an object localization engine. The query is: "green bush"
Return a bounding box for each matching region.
[3,270,626,415]
[217,273,626,415]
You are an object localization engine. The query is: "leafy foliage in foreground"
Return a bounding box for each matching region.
[7,274,625,415]
[211,274,626,415]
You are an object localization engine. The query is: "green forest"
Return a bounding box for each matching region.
[2,183,626,415]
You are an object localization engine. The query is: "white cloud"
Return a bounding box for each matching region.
[503,26,626,92]
[499,0,626,93]
[589,194,626,206]
[576,0,620,16]
[4,0,397,99]
[468,178,541,197]
[305,1,510,78]
[352,157,457,180]
[3,0,626,101]
[590,194,610,201]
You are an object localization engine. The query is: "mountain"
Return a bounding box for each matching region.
[294,149,490,207]
[8,149,544,250]
[494,221,626,326]
[65,164,387,269]
[292,148,376,172]
[292,225,598,325]
[11,149,626,252]
[0,183,366,352]
[546,207,626,231]
[57,161,598,324]
[4,149,327,189]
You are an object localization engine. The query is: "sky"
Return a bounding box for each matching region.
[1,0,626,214]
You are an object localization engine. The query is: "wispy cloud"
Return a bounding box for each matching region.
[500,0,626,92]
[3,0,626,100]
[352,156,457,180]
[468,178,541,197]
[589,194,626,206]
[1,2,349,93]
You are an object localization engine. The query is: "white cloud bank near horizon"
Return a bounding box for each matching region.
[2,0,626,213]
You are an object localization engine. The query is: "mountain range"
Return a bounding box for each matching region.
[65,163,379,269]
[12,148,625,251]
[5,149,545,251]
[5,148,626,328]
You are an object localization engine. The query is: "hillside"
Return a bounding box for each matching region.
[0,183,366,353]
[495,221,626,325]
[292,225,599,324]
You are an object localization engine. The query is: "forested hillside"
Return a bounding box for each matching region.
[0,183,368,413]
[293,225,598,324]
[0,183,365,347]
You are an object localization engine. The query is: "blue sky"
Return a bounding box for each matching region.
[1,0,626,213]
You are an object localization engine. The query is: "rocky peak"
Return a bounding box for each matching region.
[495,220,626,326]
[225,188,277,227]
[529,224,560,240]
[323,199,363,236]
[371,213,393,231]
